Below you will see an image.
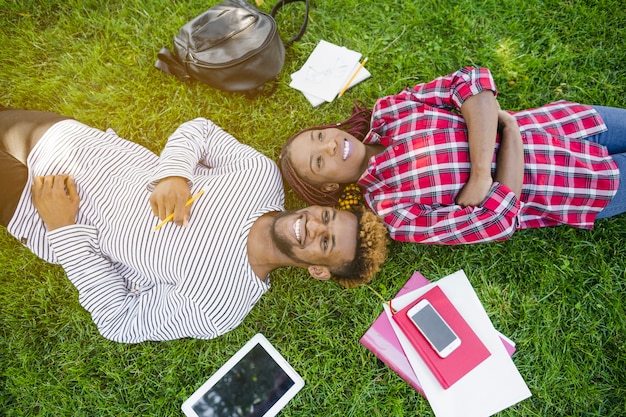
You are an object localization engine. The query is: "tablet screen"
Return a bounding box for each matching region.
[182,334,304,417]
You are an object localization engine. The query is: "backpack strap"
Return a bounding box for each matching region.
[154,47,190,80]
[270,0,309,46]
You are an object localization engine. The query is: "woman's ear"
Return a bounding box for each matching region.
[308,265,331,281]
[321,182,340,193]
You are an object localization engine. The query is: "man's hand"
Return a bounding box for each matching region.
[149,176,192,226]
[31,175,80,230]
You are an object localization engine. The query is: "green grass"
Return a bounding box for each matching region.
[1,0,625,415]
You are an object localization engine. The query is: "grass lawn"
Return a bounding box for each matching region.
[1,0,625,415]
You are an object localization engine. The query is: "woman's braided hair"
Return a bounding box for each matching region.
[279,101,373,206]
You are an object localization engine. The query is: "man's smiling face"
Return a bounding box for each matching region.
[271,206,358,275]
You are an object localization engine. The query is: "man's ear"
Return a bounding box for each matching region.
[308,265,331,281]
[321,182,340,193]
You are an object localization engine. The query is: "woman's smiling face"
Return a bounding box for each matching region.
[289,127,367,187]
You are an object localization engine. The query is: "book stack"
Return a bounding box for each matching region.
[360,270,531,417]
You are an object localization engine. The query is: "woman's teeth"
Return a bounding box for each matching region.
[343,139,350,160]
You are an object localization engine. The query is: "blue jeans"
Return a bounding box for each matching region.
[588,106,626,219]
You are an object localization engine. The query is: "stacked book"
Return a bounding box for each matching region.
[360,270,531,416]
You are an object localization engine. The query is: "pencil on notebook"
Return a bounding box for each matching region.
[153,189,205,231]
[338,57,368,97]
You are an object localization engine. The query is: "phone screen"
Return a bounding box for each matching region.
[410,303,458,352]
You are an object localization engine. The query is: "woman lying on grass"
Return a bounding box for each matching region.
[279,66,626,245]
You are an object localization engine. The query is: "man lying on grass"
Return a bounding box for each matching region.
[280,66,626,244]
[0,108,389,343]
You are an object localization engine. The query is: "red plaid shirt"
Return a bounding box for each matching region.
[358,67,619,244]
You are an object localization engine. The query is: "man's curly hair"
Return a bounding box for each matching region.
[330,206,390,288]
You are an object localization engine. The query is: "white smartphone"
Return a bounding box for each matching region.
[407,299,461,358]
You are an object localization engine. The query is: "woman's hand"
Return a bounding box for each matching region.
[497,109,518,130]
[456,174,494,207]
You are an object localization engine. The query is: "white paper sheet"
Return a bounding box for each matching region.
[385,270,531,417]
[290,64,371,107]
[289,40,366,103]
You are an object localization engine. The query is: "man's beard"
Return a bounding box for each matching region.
[271,211,306,264]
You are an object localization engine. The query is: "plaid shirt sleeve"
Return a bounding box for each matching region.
[370,182,521,245]
[404,66,498,111]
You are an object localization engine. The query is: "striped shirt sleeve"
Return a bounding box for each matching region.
[147,117,262,189]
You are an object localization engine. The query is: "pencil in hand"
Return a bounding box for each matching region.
[153,189,205,232]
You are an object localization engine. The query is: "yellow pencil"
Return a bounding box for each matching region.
[153,189,205,232]
[338,57,368,97]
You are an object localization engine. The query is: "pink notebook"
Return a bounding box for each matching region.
[359,271,516,396]
[392,286,491,389]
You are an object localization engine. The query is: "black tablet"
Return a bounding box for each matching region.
[182,334,305,417]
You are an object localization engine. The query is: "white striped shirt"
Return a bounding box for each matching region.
[8,119,284,343]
